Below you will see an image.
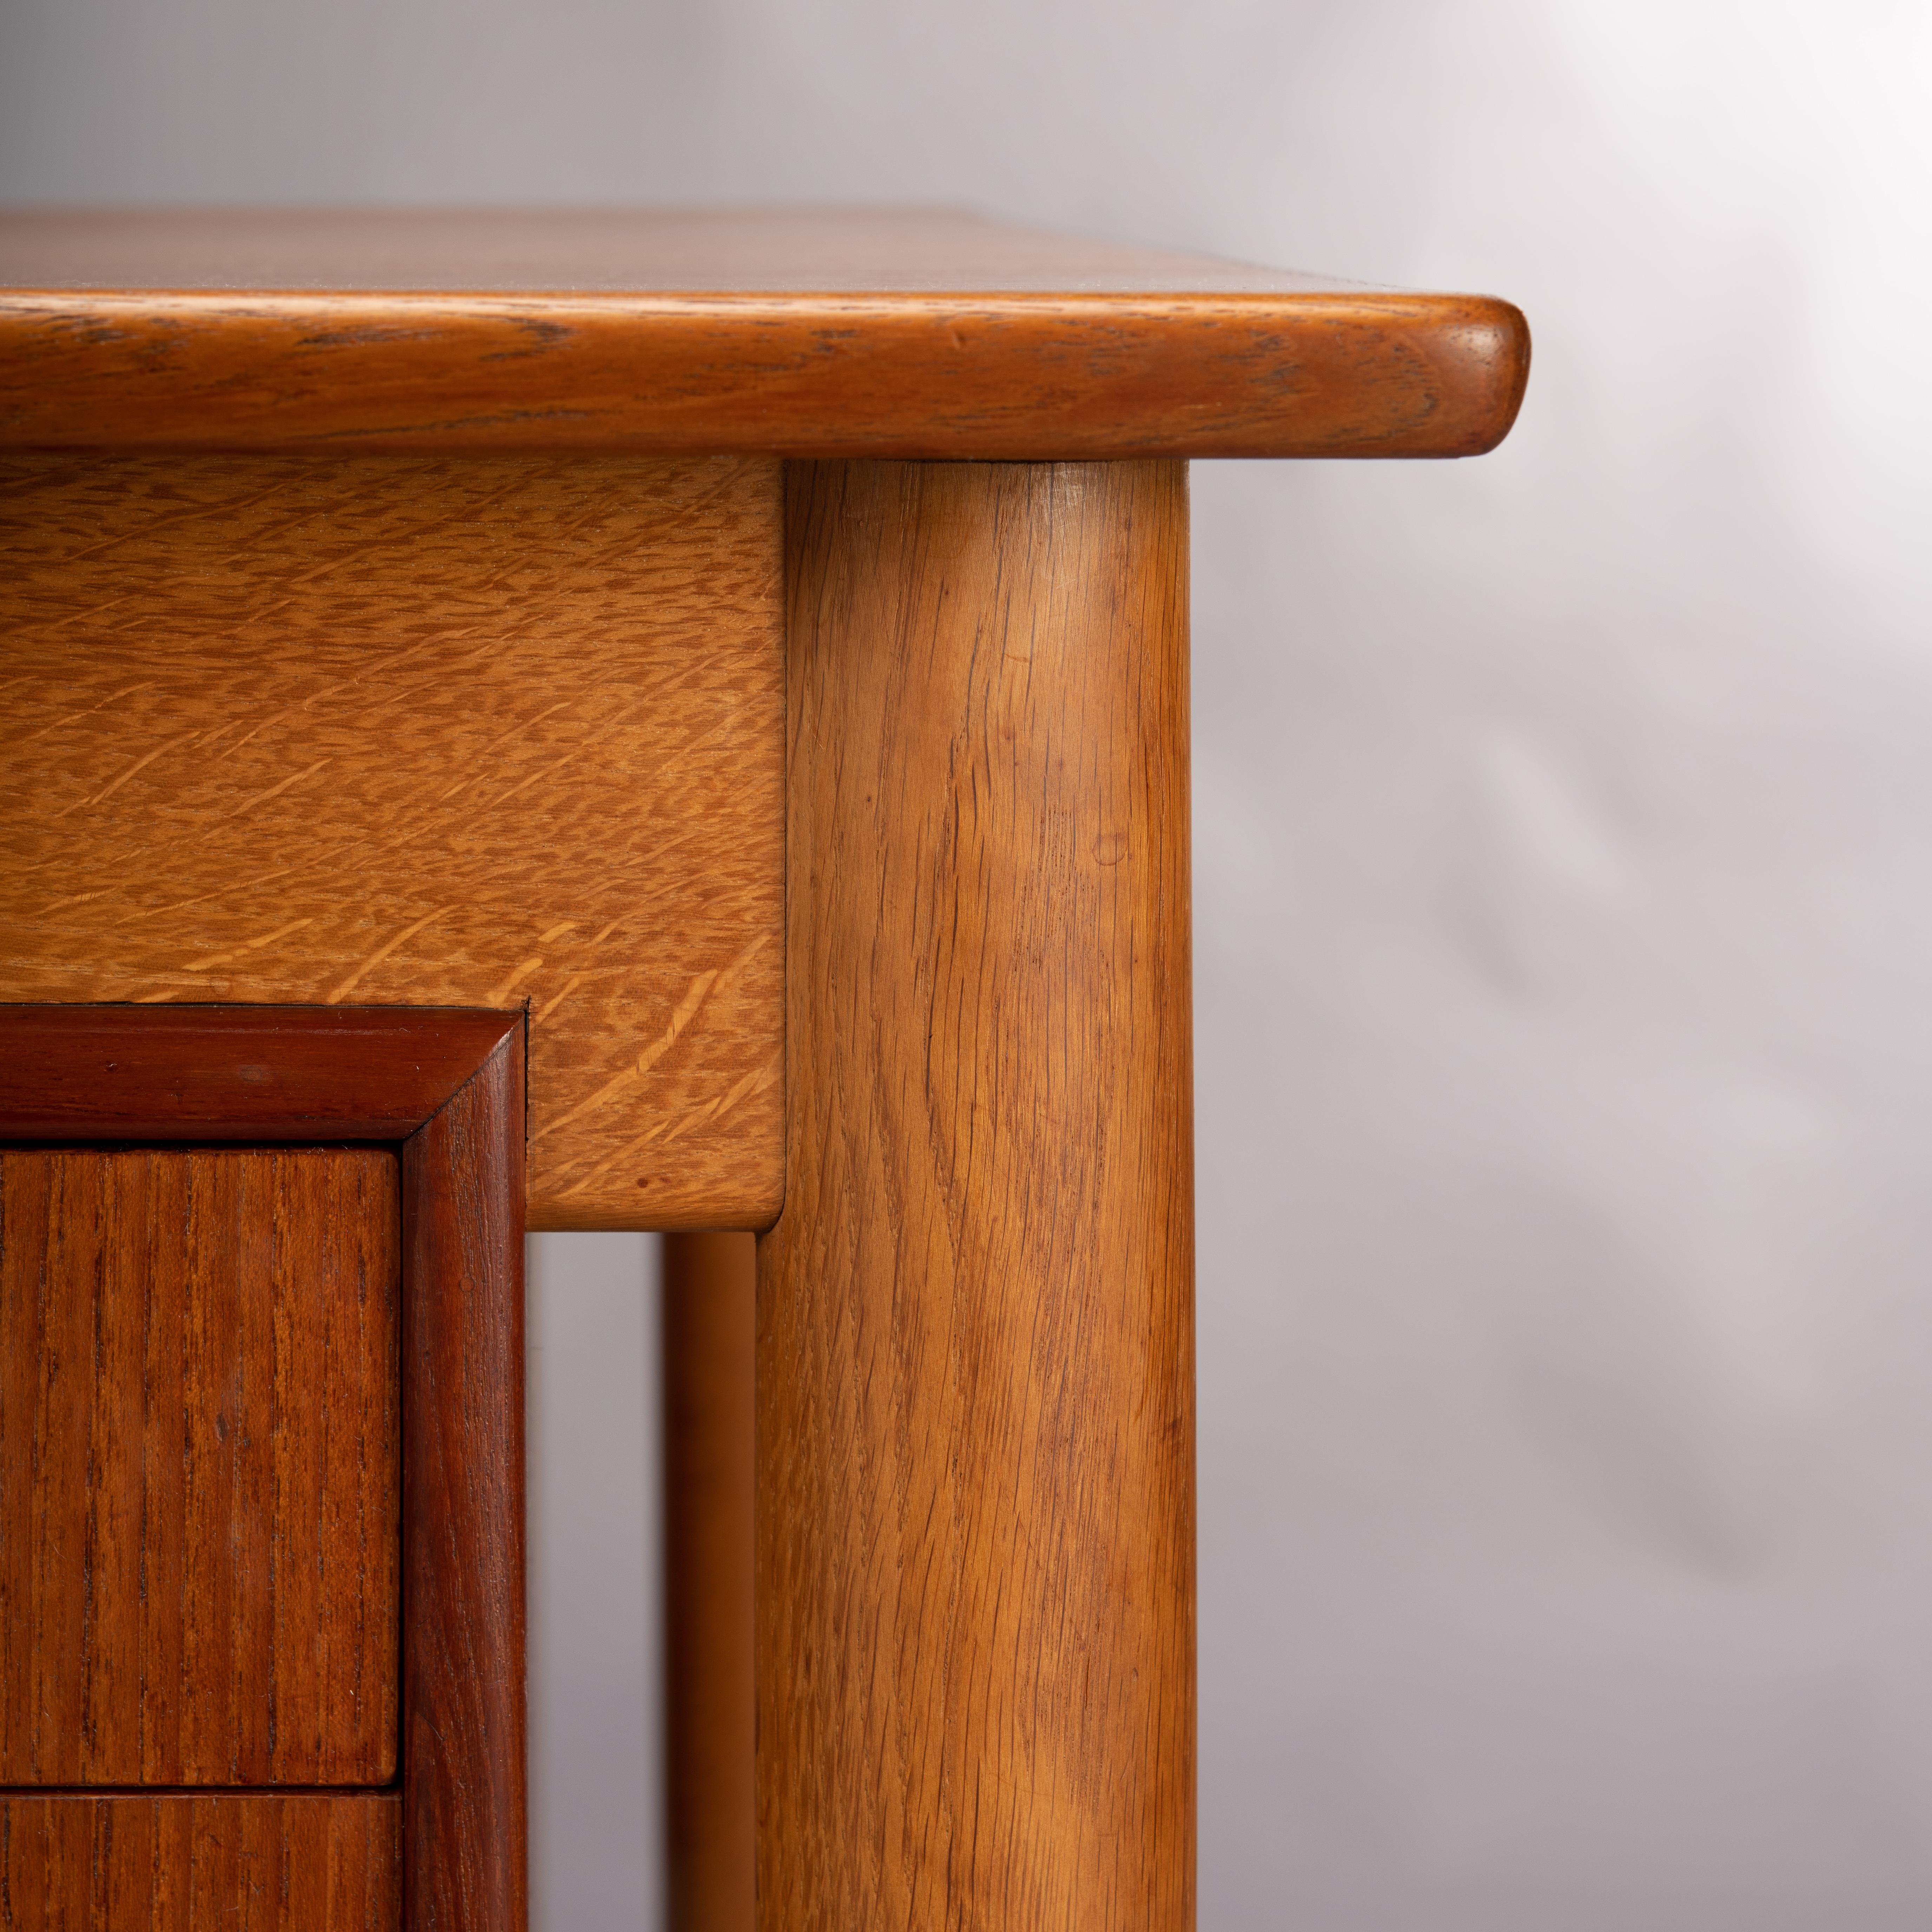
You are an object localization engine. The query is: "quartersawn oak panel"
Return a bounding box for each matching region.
[0,1149,398,1787]
[0,1794,399,1930]
[0,453,785,1230]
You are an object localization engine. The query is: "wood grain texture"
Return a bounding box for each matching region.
[401,1028,526,1932]
[0,1793,399,1929]
[0,1150,398,1787]
[0,1008,524,1922]
[661,1232,755,1932]
[762,463,1197,1929]
[0,454,784,1230]
[0,210,1529,459]
[0,1005,520,1141]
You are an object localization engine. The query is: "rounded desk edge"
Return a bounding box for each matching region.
[0,287,1529,460]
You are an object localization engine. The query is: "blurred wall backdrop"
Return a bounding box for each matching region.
[6,2,1931,1925]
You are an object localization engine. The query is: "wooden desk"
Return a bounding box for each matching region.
[0,208,1527,1931]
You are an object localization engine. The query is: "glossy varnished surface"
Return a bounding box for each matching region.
[0,1006,525,1928]
[0,1150,398,1787]
[0,208,1528,458]
[0,454,784,1230]
[0,1005,518,1140]
[762,463,1195,1928]
[401,1030,527,1932]
[0,1794,399,1928]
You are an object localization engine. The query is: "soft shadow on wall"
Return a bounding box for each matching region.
[527,1233,661,1929]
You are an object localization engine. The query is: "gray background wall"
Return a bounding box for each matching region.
[6,2,1931,1925]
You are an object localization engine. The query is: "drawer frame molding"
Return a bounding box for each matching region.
[0,1002,528,1932]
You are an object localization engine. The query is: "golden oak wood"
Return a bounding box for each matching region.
[661,1232,755,1932]
[0,1794,400,1929]
[0,453,783,1231]
[761,462,1196,1929]
[0,209,1528,459]
[0,1149,398,1787]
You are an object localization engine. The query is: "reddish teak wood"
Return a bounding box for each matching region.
[762,462,1196,1928]
[400,1031,527,1932]
[0,1149,398,1786]
[0,1006,518,1141]
[0,1794,399,1930]
[0,208,1528,459]
[661,1232,755,1932]
[0,1005,525,1932]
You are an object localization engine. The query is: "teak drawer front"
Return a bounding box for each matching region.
[0,1794,399,1930]
[0,453,785,1230]
[0,1149,398,1787]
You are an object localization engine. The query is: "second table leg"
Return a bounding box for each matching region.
[662,1230,757,1932]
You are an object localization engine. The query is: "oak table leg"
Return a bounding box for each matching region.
[662,1231,757,1932]
[761,460,1197,1930]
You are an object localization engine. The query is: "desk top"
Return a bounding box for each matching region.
[0,207,1527,458]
